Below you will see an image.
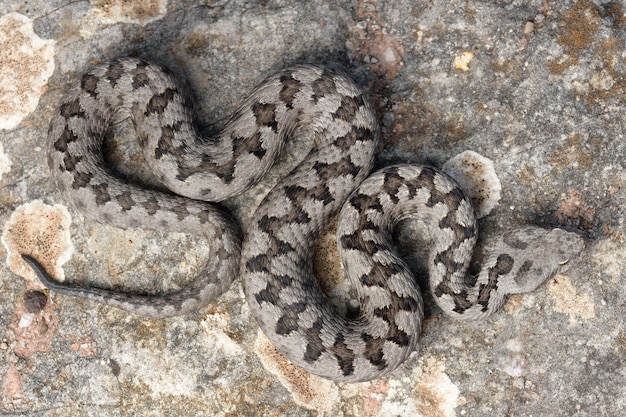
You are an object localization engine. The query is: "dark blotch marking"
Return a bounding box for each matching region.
[145,88,177,116]
[503,234,529,250]
[360,261,408,289]
[251,101,278,132]
[131,67,151,90]
[477,253,515,311]
[246,254,271,274]
[59,98,84,119]
[275,302,307,335]
[360,334,387,370]
[232,131,265,160]
[92,182,111,205]
[333,95,364,122]
[54,126,79,153]
[104,61,125,87]
[433,280,473,314]
[303,318,326,362]
[62,153,82,172]
[154,121,186,159]
[154,123,182,160]
[513,259,535,287]
[313,157,360,184]
[335,125,375,151]
[171,202,190,221]
[115,190,136,211]
[284,184,308,202]
[359,296,418,370]
[80,73,100,97]
[258,215,296,255]
[279,73,303,108]
[348,192,383,213]
[141,195,161,216]
[71,171,94,190]
[311,70,337,101]
[332,334,356,376]
[254,274,293,306]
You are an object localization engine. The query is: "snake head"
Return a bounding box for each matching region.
[498,226,585,293]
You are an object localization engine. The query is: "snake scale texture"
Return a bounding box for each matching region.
[22,58,584,382]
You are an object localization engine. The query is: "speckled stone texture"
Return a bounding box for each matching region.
[0,0,624,416]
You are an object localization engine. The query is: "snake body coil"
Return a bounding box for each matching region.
[24,58,584,382]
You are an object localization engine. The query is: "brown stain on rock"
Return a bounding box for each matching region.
[8,301,60,360]
[348,0,406,83]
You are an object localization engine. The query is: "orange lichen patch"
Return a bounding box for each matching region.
[548,0,601,73]
[546,274,595,325]
[1,365,27,412]
[0,12,55,130]
[348,0,405,82]
[579,35,626,106]
[545,0,626,106]
[555,189,595,231]
[412,356,464,417]
[2,200,73,285]
[547,1,626,107]
[8,296,59,360]
[549,133,604,171]
[253,331,339,412]
[90,0,167,23]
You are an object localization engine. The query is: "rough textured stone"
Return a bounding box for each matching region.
[0,0,624,415]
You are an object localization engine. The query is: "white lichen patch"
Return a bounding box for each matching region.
[113,341,200,397]
[0,143,12,180]
[200,313,244,357]
[1,200,73,285]
[412,356,464,417]
[442,150,502,218]
[546,274,595,325]
[0,13,55,130]
[498,338,527,378]
[253,330,339,413]
[592,238,625,283]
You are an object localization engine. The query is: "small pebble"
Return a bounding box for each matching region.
[23,290,48,313]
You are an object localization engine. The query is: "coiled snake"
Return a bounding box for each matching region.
[22,58,584,382]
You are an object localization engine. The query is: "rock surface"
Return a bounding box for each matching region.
[1,0,624,416]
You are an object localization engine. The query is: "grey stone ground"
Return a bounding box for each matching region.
[0,0,625,416]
